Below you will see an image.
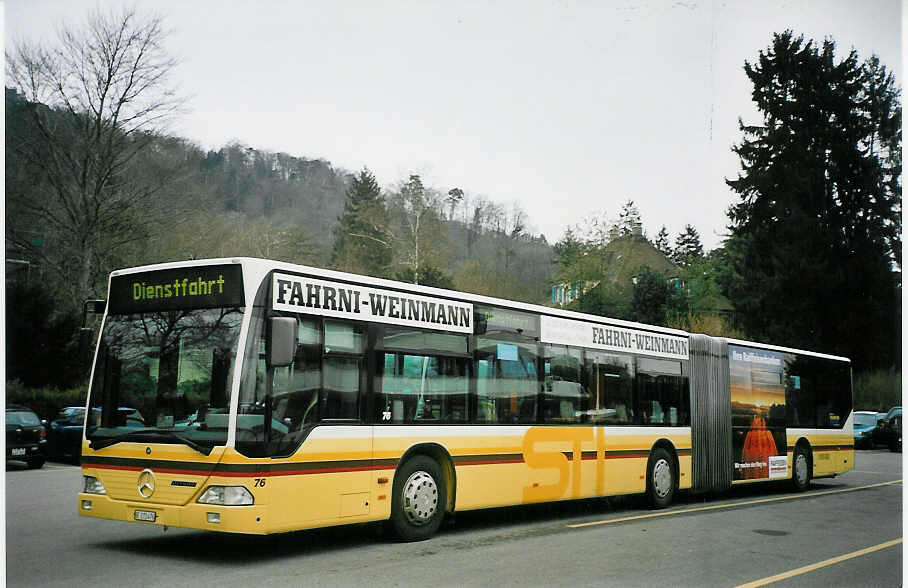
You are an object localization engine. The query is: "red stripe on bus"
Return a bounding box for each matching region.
[84,462,394,477]
[455,459,525,466]
[214,465,394,477]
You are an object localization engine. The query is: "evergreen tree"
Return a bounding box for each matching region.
[654,226,672,258]
[331,168,392,277]
[630,266,669,326]
[616,199,642,237]
[725,31,901,370]
[672,224,704,267]
[553,228,586,270]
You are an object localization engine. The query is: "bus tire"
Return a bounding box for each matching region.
[389,455,446,542]
[646,447,675,509]
[792,445,811,492]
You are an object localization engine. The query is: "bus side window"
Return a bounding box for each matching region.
[635,358,688,427]
[475,340,538,424]
[543,344,584,424]
[584,351,634,425]
[374,326,470,424]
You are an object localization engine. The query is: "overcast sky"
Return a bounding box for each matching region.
[5,1,902,250]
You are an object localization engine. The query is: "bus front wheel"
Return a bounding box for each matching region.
[389,455,446,541]
[792,445,811,492]
[646,447,675,509]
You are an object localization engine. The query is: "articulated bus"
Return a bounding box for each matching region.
[78,258,853,540]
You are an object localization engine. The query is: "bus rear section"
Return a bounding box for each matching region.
[687,335,854,496]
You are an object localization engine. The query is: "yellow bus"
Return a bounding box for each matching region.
[78,258,854,540]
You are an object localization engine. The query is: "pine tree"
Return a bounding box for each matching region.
[725,31,901,370]
[630,266,669,326]
[331,168,392,277]
[553,228,586,270]
[672,224,703,267]
[654,226,672,258]
[616,199,642,237]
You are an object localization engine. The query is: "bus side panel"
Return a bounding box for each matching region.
[604,428,693,495]
[374,426,692,513]
[374,426,529,511]
[257,426,375,533]
[786,429,854,478]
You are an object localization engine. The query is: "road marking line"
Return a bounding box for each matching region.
[567,480,902,529]
[735,538,903,588]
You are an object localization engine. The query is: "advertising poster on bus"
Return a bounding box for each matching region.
[729,345,788,481]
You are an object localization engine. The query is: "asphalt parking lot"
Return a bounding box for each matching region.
[5,449,902,587]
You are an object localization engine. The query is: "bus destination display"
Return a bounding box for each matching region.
[108,264,245,314]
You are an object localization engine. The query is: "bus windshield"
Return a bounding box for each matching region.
[87,307,244,451]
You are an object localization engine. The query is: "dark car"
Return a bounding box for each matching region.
[884,407,902,452]
[6,405,47,469]
[47,406,144,463]
[871,406,902,451]
[853,410,885,449]
[46,406,87,463]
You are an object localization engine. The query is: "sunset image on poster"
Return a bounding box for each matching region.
[729,346,788,481]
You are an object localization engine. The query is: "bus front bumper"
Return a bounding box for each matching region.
[77,493,269,534]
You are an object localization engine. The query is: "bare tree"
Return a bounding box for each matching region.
[6,7,184,308]
[387,175,448,285]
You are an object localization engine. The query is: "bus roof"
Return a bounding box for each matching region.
[109,257,852,362]
[110,257,688,338]
[723,338,851,363]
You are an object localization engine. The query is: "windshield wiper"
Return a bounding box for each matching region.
[89,429,213,456]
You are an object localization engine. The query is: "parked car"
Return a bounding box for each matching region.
[47,406,144,463]
[6,405,47,469]
[46,406,87,463]
[884,407,901,452]
[871,406,902,450]
[853,410,886,449]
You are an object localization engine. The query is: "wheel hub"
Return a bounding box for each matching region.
[402,470,438,526]
[795,454,808,484]
[653,459,672,498]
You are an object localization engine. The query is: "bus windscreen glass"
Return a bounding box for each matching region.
[87,265,245,452]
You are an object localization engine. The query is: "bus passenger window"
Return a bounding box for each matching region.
[543,344,584,423]
[584,351,633,425]
[321,321,364,420]
[374,326,470,424]
[475,339,538,424]
[635,357,689,427]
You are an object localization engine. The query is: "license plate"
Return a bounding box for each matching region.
[11,448,25,457]
[134,510,157,522]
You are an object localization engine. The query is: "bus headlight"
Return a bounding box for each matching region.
[83,476,107,495]
[197,485,254,506]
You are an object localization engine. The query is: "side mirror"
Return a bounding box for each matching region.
[269,317,297,367]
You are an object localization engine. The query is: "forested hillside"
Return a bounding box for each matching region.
[6,87,555,307]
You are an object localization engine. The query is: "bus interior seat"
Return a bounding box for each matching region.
[616,404,628,422]
[651,401,664,424]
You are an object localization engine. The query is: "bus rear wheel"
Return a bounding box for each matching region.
[646,447,675,509]
[389,455,446,542]
[792,445,811,492]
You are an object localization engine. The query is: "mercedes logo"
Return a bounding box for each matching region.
[137,469,156,498]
